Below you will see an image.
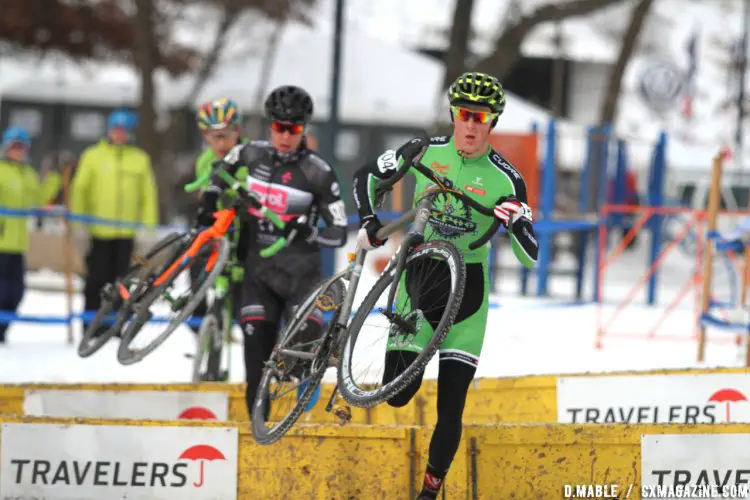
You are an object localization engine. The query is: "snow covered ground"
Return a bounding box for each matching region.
[0,286,744,385]
[1,230,747,385]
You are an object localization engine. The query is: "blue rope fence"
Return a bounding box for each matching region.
[1,205,597,328]
[0,300,595,328]
[0,206,598,233]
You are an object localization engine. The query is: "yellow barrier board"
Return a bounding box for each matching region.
[464,422,750,499]
[0,415,422,499]
[2,365,749,426]
[3,416,750,499]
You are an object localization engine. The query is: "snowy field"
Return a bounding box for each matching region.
[1,228,747,386]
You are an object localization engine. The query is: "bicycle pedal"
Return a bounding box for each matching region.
[333,406,352,426]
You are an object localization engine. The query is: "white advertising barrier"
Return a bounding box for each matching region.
[23,390,229,421]
[557,373,750,424]
[641,434,750,499]
[0,422,238,500]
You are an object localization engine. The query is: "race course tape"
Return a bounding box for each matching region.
[2,365,750,427]
[1,206,597,233]
[1,415,750,499]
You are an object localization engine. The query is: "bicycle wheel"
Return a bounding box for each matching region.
[192,299,227,382]
[77,232,185,358]
[251,276,346,445]
[337,240,465,407]
[117,237,230,365]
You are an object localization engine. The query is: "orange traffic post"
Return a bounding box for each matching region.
[697,154,723,363]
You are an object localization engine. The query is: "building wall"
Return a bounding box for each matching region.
[0,97,426,216]
[565,61,611,124]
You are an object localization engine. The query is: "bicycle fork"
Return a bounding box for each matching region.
[321,248,371,426]
[382,205,431,329]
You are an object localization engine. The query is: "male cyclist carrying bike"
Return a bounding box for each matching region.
[189,97,250,335]
[197,85,348,418]
[352,72,538,500]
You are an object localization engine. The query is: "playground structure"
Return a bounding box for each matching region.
[696,155,750,363]
[595,153,750,364]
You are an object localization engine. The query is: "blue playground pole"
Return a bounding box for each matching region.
[646,132,668,306]
[536,119,557,297]
[591,124,612,303]
[520,121,540,296]
[575,125,595,300]
[596,125,612,212]
[612,139,629,228]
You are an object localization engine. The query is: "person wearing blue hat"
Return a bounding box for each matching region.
[70,108,159,337]
[0,126,62,343]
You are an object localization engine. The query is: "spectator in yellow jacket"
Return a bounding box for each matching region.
[70,109,158,335]
[0,127,62,343]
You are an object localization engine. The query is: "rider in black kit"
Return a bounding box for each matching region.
[196,85,348,418]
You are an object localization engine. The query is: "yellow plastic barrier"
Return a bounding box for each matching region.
[0,382,420,425]
[3,365,748,426]
[0,415,424,499]
[0,382,250,420]
[463,422,750,499]
[3,415,749,499]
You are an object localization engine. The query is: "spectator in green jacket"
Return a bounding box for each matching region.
[0,127,62,343]
[70,109,159,335]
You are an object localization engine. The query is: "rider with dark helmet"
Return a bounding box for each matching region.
[197,85,348,418]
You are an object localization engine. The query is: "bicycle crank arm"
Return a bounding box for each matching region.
[324,384,352,425]
[325,383,339,412]
[276,348,317,360]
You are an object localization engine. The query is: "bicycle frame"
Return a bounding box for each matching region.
[273,197,427,367]
[155,209,236,287]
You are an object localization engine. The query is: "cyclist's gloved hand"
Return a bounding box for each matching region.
[400,137,428,164]
[196,191,219,227]
[494,196,533,229]
[282,216,314,242]
[357,215,386,250]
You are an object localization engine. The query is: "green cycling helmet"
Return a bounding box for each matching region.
[448,72,506,116]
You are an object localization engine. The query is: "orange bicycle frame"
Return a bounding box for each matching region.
[152,208,237,287]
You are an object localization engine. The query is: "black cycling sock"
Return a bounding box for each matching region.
[418,462,445,499]
[242,320,277,420]
[420,358,476,496]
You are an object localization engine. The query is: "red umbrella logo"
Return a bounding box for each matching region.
[178,406,218,420]
[178,444,226,488]
[708,388,748,422]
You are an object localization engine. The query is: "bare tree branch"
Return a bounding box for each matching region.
[248,21,286,138]
[184,7,240,103]
[587,0,653,213]
[441,0,476,91]
[472,0,626,81]
[599,0,654,125]
[133,0,165,216]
